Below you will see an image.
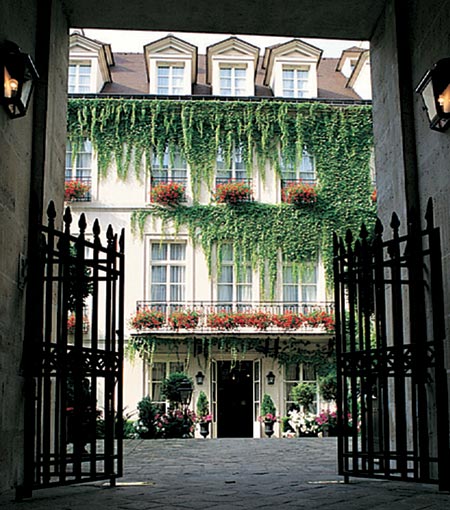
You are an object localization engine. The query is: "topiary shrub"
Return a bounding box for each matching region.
[135,396,160,438]
[291,382,316,412]
[161,372,193,408]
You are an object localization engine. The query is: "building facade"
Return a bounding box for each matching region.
[65,32,374,438]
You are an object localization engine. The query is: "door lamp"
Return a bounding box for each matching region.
[178,379,193,406]
[266,371,276,385]
[1,40,39,119]
[416,58,450,132]
[195,371,205,385]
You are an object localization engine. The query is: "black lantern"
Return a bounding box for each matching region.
[416,58,450,132]
[195,371,205,385]
[266,371,276,385]
[1,40,39,119]
[178,379,193,406]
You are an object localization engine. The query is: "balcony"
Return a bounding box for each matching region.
[130,301,335,335]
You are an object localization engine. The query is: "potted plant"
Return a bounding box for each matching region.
[151,182,185,206]
[168,309,199,330]
[282,181,317,206]
[291,382,316,413]
[213,181,253,204]
[67,312,90,333]
[128,308,165,331]
[196,391,212,438]
[64,179,91,202]
[258,394,278,438]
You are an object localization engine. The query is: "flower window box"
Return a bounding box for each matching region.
[151,182,185,206]
[64,179,91,202]
[282,181,317,206]
[214,181,253,204]
[168,310,199,330]
[129,308,165,331]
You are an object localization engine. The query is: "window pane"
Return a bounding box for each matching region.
[221,244,233,261]
[170,362,184,373]
[283,285,298,302]
[152,383,163,401]
[170,266,185,283]
[237,285,251,302]
[301,265,317,284]
[303,364,316,381]
[152,244,167,260]
[285,364,300,380]
[151,285,166,302]
[218,266,233,283]
[151,266,166,283]
[218,285,233,302]
[170,244,186,261]
[170,284,185,302]
[301,285,317,302]
[152,362,167,380]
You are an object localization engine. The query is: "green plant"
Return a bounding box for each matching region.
[161,372,193,408]
[196,391,212,423]
[134,396,160,439]
[260,393,277,422]
[318,372,338,402]
[291,382,316,412]
[64,179,91,202]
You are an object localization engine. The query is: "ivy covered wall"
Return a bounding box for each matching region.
[67,98,376,292]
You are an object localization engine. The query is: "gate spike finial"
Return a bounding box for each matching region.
[78,213,87,234]
[374,218,384,236]
[345,229,353,246]
[63,206,72,229]
[93,218,101,237]
[46,201,56,221]
[424,197,434,229]
[390,212,401,231]
[106,224,114,244]
[359,223,368,240]
[119,228,125,252]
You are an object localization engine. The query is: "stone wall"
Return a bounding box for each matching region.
[0,0,68,494]
[371,0,450,387]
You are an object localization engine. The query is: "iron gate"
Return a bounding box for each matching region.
[18,201,125,498]
[333,198,449,490]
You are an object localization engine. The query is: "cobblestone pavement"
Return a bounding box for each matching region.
[1,438,450,509]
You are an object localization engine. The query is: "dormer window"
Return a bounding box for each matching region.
[144,36,197,96]
[207,37,259,97]
[282,67,310,98]
[220,66,247,96]
[68,33,113,94]
[263,39,322,99]
[157,64,185,95]
[68,62,92,93]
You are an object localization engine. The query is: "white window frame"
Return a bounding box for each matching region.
[65,139,93,180]
[156,63,186,95]
[216,244,253,308]
[280,149,316,184]
[148,360,185,411]
[282,66,310,98]
[216,146,247,184]
[219,65,247,96]
[284,363,319,415]
[149,241,187,307]
[281,260,318,308]
[68,61,93,93]
[151,146,188,185]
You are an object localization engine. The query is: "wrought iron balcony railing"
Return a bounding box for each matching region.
[130,301,335,334]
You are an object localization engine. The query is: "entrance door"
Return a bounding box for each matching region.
[217,361,253,438]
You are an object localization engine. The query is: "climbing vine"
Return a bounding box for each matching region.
[68,98,376,289]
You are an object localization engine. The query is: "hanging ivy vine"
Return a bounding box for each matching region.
[67,98,375,289]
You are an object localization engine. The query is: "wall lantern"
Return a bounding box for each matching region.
[1,40,39,119]
[266,371,276,385]
[416,58,450,132]
[178,380,193,406]
[195,371,205,385]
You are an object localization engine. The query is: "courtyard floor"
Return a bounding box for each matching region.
[1,438,450,509]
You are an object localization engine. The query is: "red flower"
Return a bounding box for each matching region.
[64,180,91,202]
[282,181,317,206]
[168,310,199,330]
[206,311,237,330]
[371,188,377,202]
[273,312,304,329]
[129,308,165,330]
[151,182,185,206]
[214,181,253,204]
